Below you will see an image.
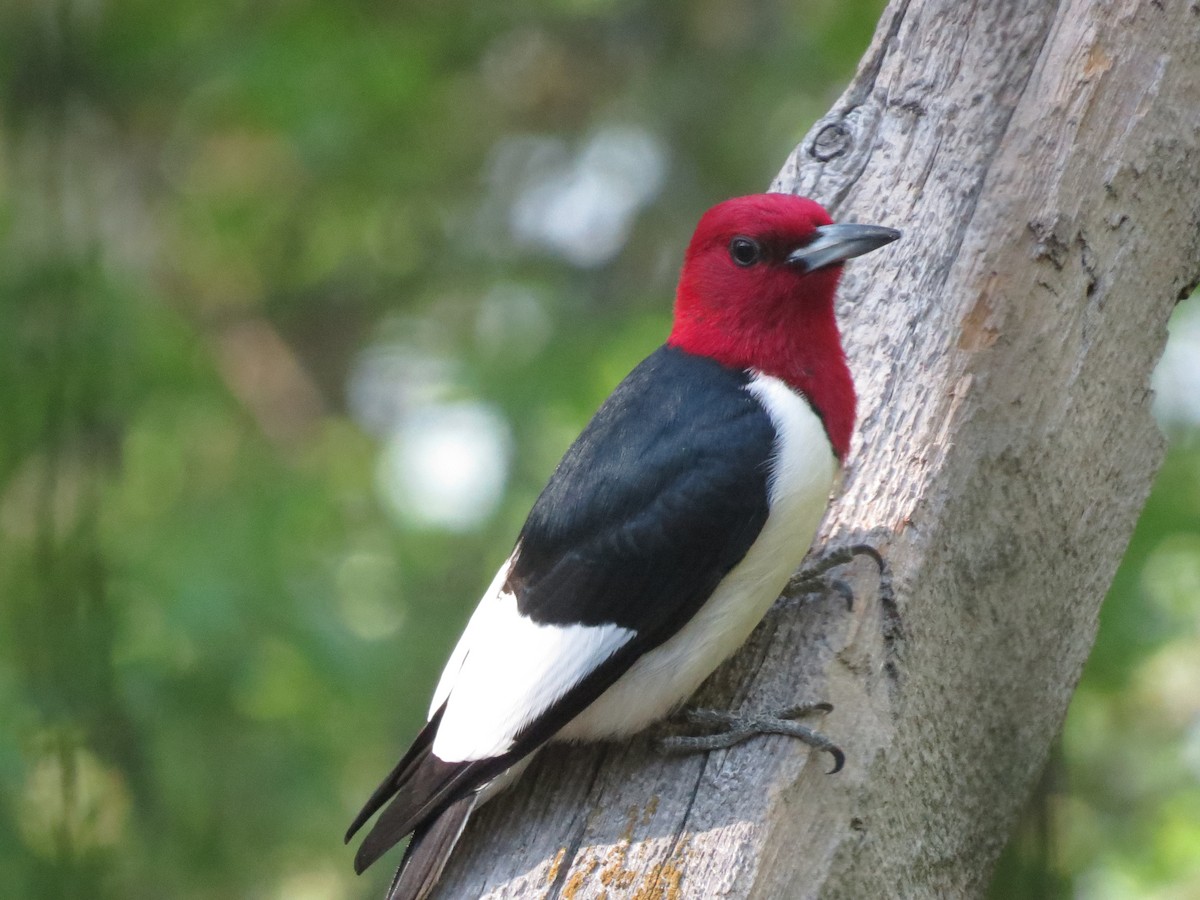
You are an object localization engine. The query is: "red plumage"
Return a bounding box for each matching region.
[668,194,856,461]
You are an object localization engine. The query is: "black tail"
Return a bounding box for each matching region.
[346,709,445,844]
[384,794,477,900]
[353,750,476,874]
[348,703,512,877]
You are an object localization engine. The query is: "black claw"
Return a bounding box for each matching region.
[826,746,846,775]
[787,542,891,611]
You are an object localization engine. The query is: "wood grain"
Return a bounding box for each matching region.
[432,0,1200,896]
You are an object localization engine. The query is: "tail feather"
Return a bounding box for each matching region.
[385,794,478,900]
[347,702,518,883]
[346,707,446,844]
[354,752,476,874]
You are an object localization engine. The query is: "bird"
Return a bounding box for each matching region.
[345,192,899,900]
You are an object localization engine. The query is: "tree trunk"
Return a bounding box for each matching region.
[432,0,1200,896]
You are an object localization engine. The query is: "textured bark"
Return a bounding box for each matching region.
[432,1,1200,896]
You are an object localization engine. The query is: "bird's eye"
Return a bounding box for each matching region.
[729,237,762,267]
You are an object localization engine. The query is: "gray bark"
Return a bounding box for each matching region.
[433,0,1200,896]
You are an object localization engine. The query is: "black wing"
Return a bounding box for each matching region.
[511,343,775,636]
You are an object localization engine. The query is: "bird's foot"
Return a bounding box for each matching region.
[655,703,844,773]
[786,542,892,611]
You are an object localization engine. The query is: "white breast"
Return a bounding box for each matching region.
[555,371,839,741]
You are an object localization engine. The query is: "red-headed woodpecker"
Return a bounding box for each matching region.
[346,193,899,900]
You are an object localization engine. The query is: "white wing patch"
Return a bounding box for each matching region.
[429,555,515,718]
[430,553,635,762]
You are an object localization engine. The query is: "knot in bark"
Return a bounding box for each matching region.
[810,120,852,161]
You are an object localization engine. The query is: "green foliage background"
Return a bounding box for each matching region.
[0,2,1196,898]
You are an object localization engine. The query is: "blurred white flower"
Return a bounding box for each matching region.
[377,401,513,532]
[491,125,667,267]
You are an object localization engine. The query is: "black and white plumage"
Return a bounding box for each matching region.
[345,194,899,899]
[348,346,836,882]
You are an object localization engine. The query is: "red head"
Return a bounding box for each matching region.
[668,193,898,462]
